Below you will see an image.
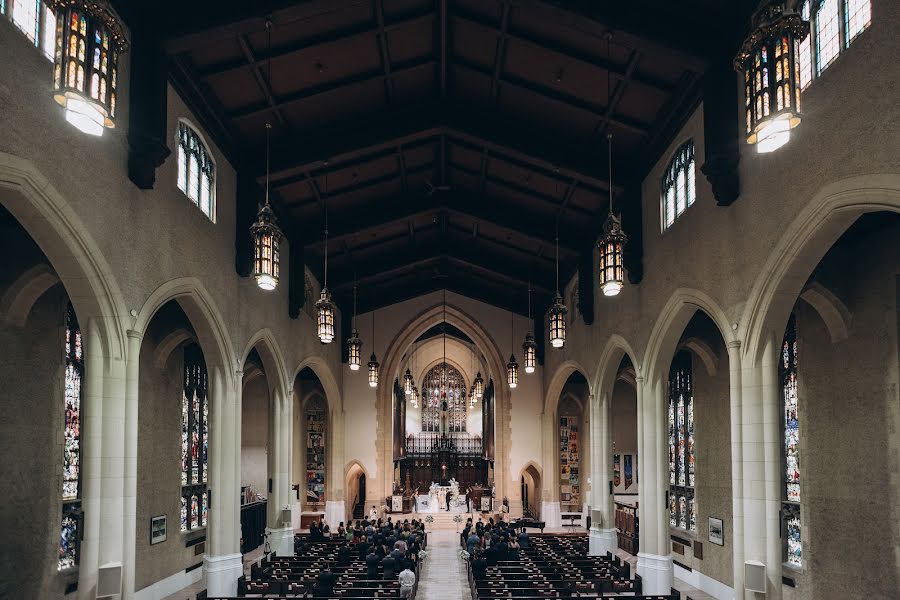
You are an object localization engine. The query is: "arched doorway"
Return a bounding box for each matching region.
[519,463,542,520]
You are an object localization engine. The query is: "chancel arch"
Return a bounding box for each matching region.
[376,302,509,510]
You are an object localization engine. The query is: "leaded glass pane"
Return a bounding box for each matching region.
[816,0,841,74]
[845,0,871,43]
[59,507,79,570]
[59,303,83,571]
[13,0,41,44]
[668,351,694,532]
[661,141,694,230]
[42,6,56,60]
[421,363,467,433]
[180,496,188,532]
[181,345,208,530]
[786,508,802,566]
[781,315,802,565]
[177,123,216,220]
[686,159,696,207]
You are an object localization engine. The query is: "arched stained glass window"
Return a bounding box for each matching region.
[668,351,695,532]
[181,344,208,532]
[661,140,695,230]
[177,121,216,220]
[59,302,83,570]
[781,314,802,566]
[421,363,467,433]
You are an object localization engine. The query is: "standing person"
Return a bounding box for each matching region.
[517,528,530,549]
[366,548,380,579]
[381,553,398,580]
[398,563,416,598]
[315,563,337,597]
[370,505,378,521]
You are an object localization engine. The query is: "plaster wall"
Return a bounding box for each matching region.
[240,375,269,498]
[782,221,900,600]
[611,379,638,457]
[0,284,68,599]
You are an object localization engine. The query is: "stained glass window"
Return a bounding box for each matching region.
[844,0,871,43]
[780,315,802,566]
[12,0,40,44]
[181,344,208,532]
[816,0,841,74]
[795,1,872,92]
[59,303,83,570]
[306,399,326,506]
[421,363,467,433]
[661,140,695,230]
[559,416,581,511]
[177,122,216,221]
[668,351,695,532]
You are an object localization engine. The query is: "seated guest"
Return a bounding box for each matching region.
[517,528,530,548]
[337,542,351,566]
[398,563,416,598]
[466,531,480,554]
[472,550,488,580]
[314,563,337,597]
[381,553,398,580]
[507,537,521,560]
[366,548,380,579]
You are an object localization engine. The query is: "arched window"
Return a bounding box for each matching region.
[797,0,872,88]
[306,396,327,508]
[668,351,695,532]
[181,344,208,532]
[421,363,467,433]
[5,0,56,58]
[661,140,695,230]
[177,121,216,220]
[59,302,83,570]
[780,315,802,566]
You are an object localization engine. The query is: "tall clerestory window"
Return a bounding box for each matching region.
[5,0,56,59]
[181,344,208,532]
[797,0,872,90]
[668,351,696,533]
[421,363,467,433]
[661,140,696,230]
[781,315,802,566]
[59,303,83,570]
[177,121,216,221]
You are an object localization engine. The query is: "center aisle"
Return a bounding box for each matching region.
[416,529,473,600]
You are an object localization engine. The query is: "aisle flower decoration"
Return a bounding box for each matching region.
[458,549,470,561]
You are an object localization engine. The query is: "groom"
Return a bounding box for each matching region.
[445,489,451,511]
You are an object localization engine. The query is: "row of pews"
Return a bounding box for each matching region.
[204,535,420,599]
[469,533,680,599]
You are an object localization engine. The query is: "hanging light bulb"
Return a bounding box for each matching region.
[522,283,537,373]
[598,134,626,297]
[368,311,379,387]
[507,311,519,389]
[251,121,284,291]
[347,282,361,369]
[316,167,335,343]
[735,1,808,153]
[549,217,567,348]
[49,0,129,136]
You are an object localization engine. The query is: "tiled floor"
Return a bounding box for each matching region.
[416,529,473,600]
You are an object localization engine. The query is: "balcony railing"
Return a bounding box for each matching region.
[405,433,482,456]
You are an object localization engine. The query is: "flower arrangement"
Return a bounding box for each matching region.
[425,515,434,524]
[418,549,429,561]
[458,549,470,561]
[453,514,463,523]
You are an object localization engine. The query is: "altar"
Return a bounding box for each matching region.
[415,480,469,513]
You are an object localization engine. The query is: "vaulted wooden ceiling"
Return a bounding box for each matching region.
[117,0,755,316]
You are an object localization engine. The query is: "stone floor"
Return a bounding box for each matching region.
[415,529,473,600]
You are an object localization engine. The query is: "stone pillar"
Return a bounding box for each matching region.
[77,319,103,600]
[635,375,673,594]
[541,410,561,529]
[589,392,616,556]
[324,407,345,530]
[761,335,783,599]
[121,331,142,599]
[267,386,294,556]
[205,367,242,596]
[727,341,745,597]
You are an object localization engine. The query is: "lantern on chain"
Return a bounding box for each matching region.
[735,1,809,153]
[251,123,283,291]
[49,0,129,136]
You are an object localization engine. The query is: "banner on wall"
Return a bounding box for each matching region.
[613,452,638,494]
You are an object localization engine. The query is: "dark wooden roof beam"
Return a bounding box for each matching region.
[373,0,394,104]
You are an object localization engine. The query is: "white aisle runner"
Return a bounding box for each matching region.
[415,529,473,600]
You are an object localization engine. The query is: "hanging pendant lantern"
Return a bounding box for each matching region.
[368,353,379,388]
[348,329,362,370]
[522,333,537,374]
[473,372,484,400]
[735,1,808,153]
[404,368,414,395]
[316,289,335,344]
[549,292,567,348]
[251,123,283,291]
[507,354,519,389]
[598,212,627,297]
[48,0,129,136]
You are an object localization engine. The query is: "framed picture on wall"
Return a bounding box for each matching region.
[150,515,167,545]
[709,517,724,546]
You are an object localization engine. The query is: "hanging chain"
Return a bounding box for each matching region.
[607,32,614,217]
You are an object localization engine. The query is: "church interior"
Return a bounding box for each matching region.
[0,1,898,599]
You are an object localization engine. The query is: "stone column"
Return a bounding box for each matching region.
[761,335,783,599]
[324,407,346,529]
[204,367,242,596]
[727,341,745,597]
[590,392,616,556]
[267,387,294,556]
[635,374,673,594]
[121,331,142,599]
[77,319,103,600]
[540,410,561,529]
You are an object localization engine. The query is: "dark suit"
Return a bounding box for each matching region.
[390,548,405,562]
[315,570,337,597]
[381,555,398,580]
[366,552,380,579]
